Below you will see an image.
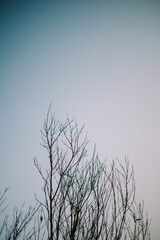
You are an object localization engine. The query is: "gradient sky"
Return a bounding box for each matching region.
[0,1,160,238]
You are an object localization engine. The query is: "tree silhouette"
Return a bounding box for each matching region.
[0,188,39,240]
[34,107,151,240]
[0,107,151,239]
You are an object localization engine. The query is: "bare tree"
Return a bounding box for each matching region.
[126,201,151,239]
[34,107,88,240]
[0,187,39,240]
[34,107,151,240]
[4,204,39,240]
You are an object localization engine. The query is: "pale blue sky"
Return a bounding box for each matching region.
[1,1,160,238]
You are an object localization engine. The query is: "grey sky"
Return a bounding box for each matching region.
[0,1,160,238]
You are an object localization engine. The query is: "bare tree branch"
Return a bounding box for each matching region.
[33,107,151,240]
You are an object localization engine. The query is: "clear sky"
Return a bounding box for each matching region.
[0,0,160,238]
